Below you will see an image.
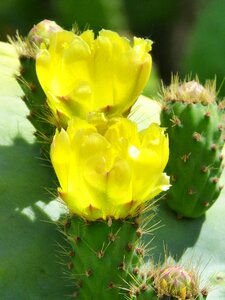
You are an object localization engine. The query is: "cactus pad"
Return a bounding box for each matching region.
[160,80,225,217]
[62,216,147,299]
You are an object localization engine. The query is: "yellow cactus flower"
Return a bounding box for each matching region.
[36,29,152,123]
[50,116,169,221]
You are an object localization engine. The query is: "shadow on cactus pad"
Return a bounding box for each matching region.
[0,41,71,299]
[147,200,206,261]
[0,137,72,299]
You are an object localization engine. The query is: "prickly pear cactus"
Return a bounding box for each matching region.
[1,36,225,300]
[160,79,225,218]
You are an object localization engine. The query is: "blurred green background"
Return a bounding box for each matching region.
[0,0,225,96]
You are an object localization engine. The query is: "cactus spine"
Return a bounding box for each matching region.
[160,78,224,218]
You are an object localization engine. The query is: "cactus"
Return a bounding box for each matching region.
[160,78,225,218]
[33,21,171,299]
[49,110,169,298]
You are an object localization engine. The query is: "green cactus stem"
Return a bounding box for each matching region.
[160,78,225,218]
[61,215,151,300]
[17,54,54,142]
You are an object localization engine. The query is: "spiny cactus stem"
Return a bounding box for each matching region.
[160,97,224,218]
[63,216,148,299]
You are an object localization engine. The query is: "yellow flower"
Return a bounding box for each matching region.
[36,29,152,123]
[50,116,169,221]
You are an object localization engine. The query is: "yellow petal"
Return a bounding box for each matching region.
[141,123,169,170]
[104,118,140,156]
[79,29,95,46]
[106,158,132,214]
[50,129,70,191]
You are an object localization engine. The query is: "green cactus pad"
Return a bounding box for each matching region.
[62,216,144,299]
[160,93,224,218]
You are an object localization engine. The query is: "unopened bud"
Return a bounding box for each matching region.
[177,80,215,103]
[178,81,205,99]
[154,265,199,300]
[163,76,216,104]
[28,19,63,48]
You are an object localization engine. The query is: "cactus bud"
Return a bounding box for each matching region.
[177,80,215,103]
[154,265,199,299]
[163,77,216,104]
[28,19,63,49]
